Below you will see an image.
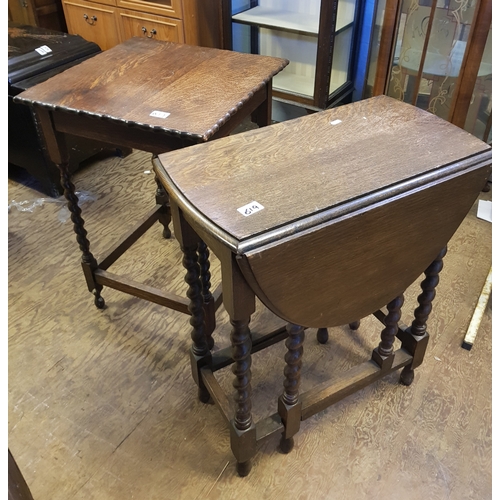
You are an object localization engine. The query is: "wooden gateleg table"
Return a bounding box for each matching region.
[14,37,288,325]
[153,95,491,476]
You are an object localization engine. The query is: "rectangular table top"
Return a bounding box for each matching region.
[14,37,288,142]
[155,95,491,250]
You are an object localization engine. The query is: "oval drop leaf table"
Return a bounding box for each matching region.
[153,95,492,477]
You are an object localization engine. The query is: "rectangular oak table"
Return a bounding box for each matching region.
[153,95,492,476]
[14,37,288,321]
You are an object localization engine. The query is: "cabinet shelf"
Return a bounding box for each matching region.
[225,0,362,110]
[232,4,354,37]
[232,6,318,35]
[272,71,314,98]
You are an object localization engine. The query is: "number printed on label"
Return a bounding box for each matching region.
[35,45,52,55]
[237,201,264,217]
[150,110,171,119]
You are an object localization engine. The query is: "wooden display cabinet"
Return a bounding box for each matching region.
[222,0,364,110]
[62,0,223,50]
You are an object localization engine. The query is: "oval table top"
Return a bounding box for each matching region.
[155,95,491,327]
[156,95,490,250]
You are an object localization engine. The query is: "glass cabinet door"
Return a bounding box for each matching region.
[463,25,491,142]
[365,0,491,141]
[226,0,363,110]
[387,0,479,119]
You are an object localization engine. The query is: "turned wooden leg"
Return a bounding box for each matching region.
[154,172,172,239]
[198,240,215,350]
[279,323,305,454]
[400,247,446,386]
[372,295,404,370]
[181,240,211,403]
[411,246,447,337]
[316,327,328,344]
[229,316,256,476]
[58,161,104,309]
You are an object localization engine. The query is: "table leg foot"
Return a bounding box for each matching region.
[93,289,105,309]
[230,421,256,477]
[278,324,304,451]
[198,386,212,404]
[400,366,415,386]
[279,435,294,454]
[316,328,328,344]
[236,460,252,477]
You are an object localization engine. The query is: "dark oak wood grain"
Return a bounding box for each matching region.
[13,36,288,316]
[154,95,491,475]
[8,145,492,497]
[156,95,490,241]
[15,37,289,143]
[156,96,491,327]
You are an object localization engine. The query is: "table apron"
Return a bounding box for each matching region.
[51,110,200,155]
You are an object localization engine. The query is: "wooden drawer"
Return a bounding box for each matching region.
[118,9,184,43]
[63,0,121,50]
[117,0,182,18]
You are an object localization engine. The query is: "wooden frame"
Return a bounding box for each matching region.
[14,38,288,317]
[221,0,365,110]
[152,95,491,476]
[371,0,492,130]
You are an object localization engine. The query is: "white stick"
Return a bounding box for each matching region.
[462,266,492,350]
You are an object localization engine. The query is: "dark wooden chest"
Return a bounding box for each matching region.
[9,23,118,196]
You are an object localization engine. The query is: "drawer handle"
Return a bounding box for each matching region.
[83,14,97,25]
[141,27,157,38]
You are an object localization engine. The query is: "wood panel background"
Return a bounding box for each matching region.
[8,142,492,499]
